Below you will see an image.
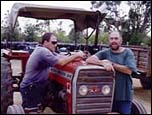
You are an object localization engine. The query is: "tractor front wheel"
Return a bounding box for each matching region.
[131,99,147,114]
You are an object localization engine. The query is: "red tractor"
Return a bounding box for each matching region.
[1,3,147,114]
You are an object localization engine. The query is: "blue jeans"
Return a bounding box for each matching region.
[112,100,132,114]
[20,81,49,111]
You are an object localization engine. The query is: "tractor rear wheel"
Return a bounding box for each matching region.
[1,57,14,114]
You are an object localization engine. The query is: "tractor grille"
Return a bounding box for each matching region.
[75,69,114,114]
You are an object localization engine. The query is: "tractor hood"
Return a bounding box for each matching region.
[9,3,106,31]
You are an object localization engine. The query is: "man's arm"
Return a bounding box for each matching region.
[112,49,137,75]
[56,51,85,66]
[86,55,114,72]
[112,62,132,75]
[86,55,103,65]
[86,55,132,74]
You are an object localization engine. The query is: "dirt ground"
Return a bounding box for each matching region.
[11,60,151,114]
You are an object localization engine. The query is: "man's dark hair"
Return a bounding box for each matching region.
[41,32,54,44]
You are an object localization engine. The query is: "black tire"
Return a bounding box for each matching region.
[1,57,14,114]
[131,99,147,114]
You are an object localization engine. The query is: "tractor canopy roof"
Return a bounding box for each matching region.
[9,3,106,32]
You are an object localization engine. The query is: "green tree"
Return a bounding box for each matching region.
[1,10,10,41]
[1,10,22,42]
[54,30,69,43]
[81,32,108,45]
[91,1,122,31]
[11,21,22,41]
[24,23,41,42]
[142,36,151,46]
[125,1,151,45]
[129,32,144,45]
[99,32,109,44]
[36,20,51,34]
[121,1,151,45]
[90,1,151,46]
[68,28,81,44]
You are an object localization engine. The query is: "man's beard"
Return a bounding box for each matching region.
[109,44,120,50]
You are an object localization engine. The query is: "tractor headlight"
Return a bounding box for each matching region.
[102,85,111,95]
[79,85,88,96]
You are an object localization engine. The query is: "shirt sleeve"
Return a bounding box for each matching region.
[95,49,109,60]
[125,48,137,73]
[41,48,59,66]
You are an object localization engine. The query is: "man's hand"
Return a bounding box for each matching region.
[101,60,115,72]
[74,51,86,59]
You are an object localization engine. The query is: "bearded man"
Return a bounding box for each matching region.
[86,31,137,114]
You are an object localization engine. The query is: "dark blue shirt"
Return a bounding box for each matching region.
[20,45,58,88]
[95,48,137,101]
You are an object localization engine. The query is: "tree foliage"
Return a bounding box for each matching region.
[24,23,41,42]
[1,10,22,41]
[91,1,122,31]
[91,1,151,46]
[122,1,151,45]
[36,20,51,34]
[128,1,151,34]
[54,30,70,43]
[1,2,151,46]
[68,28,81,43]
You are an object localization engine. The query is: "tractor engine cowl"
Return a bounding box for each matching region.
[48,59,115,114]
